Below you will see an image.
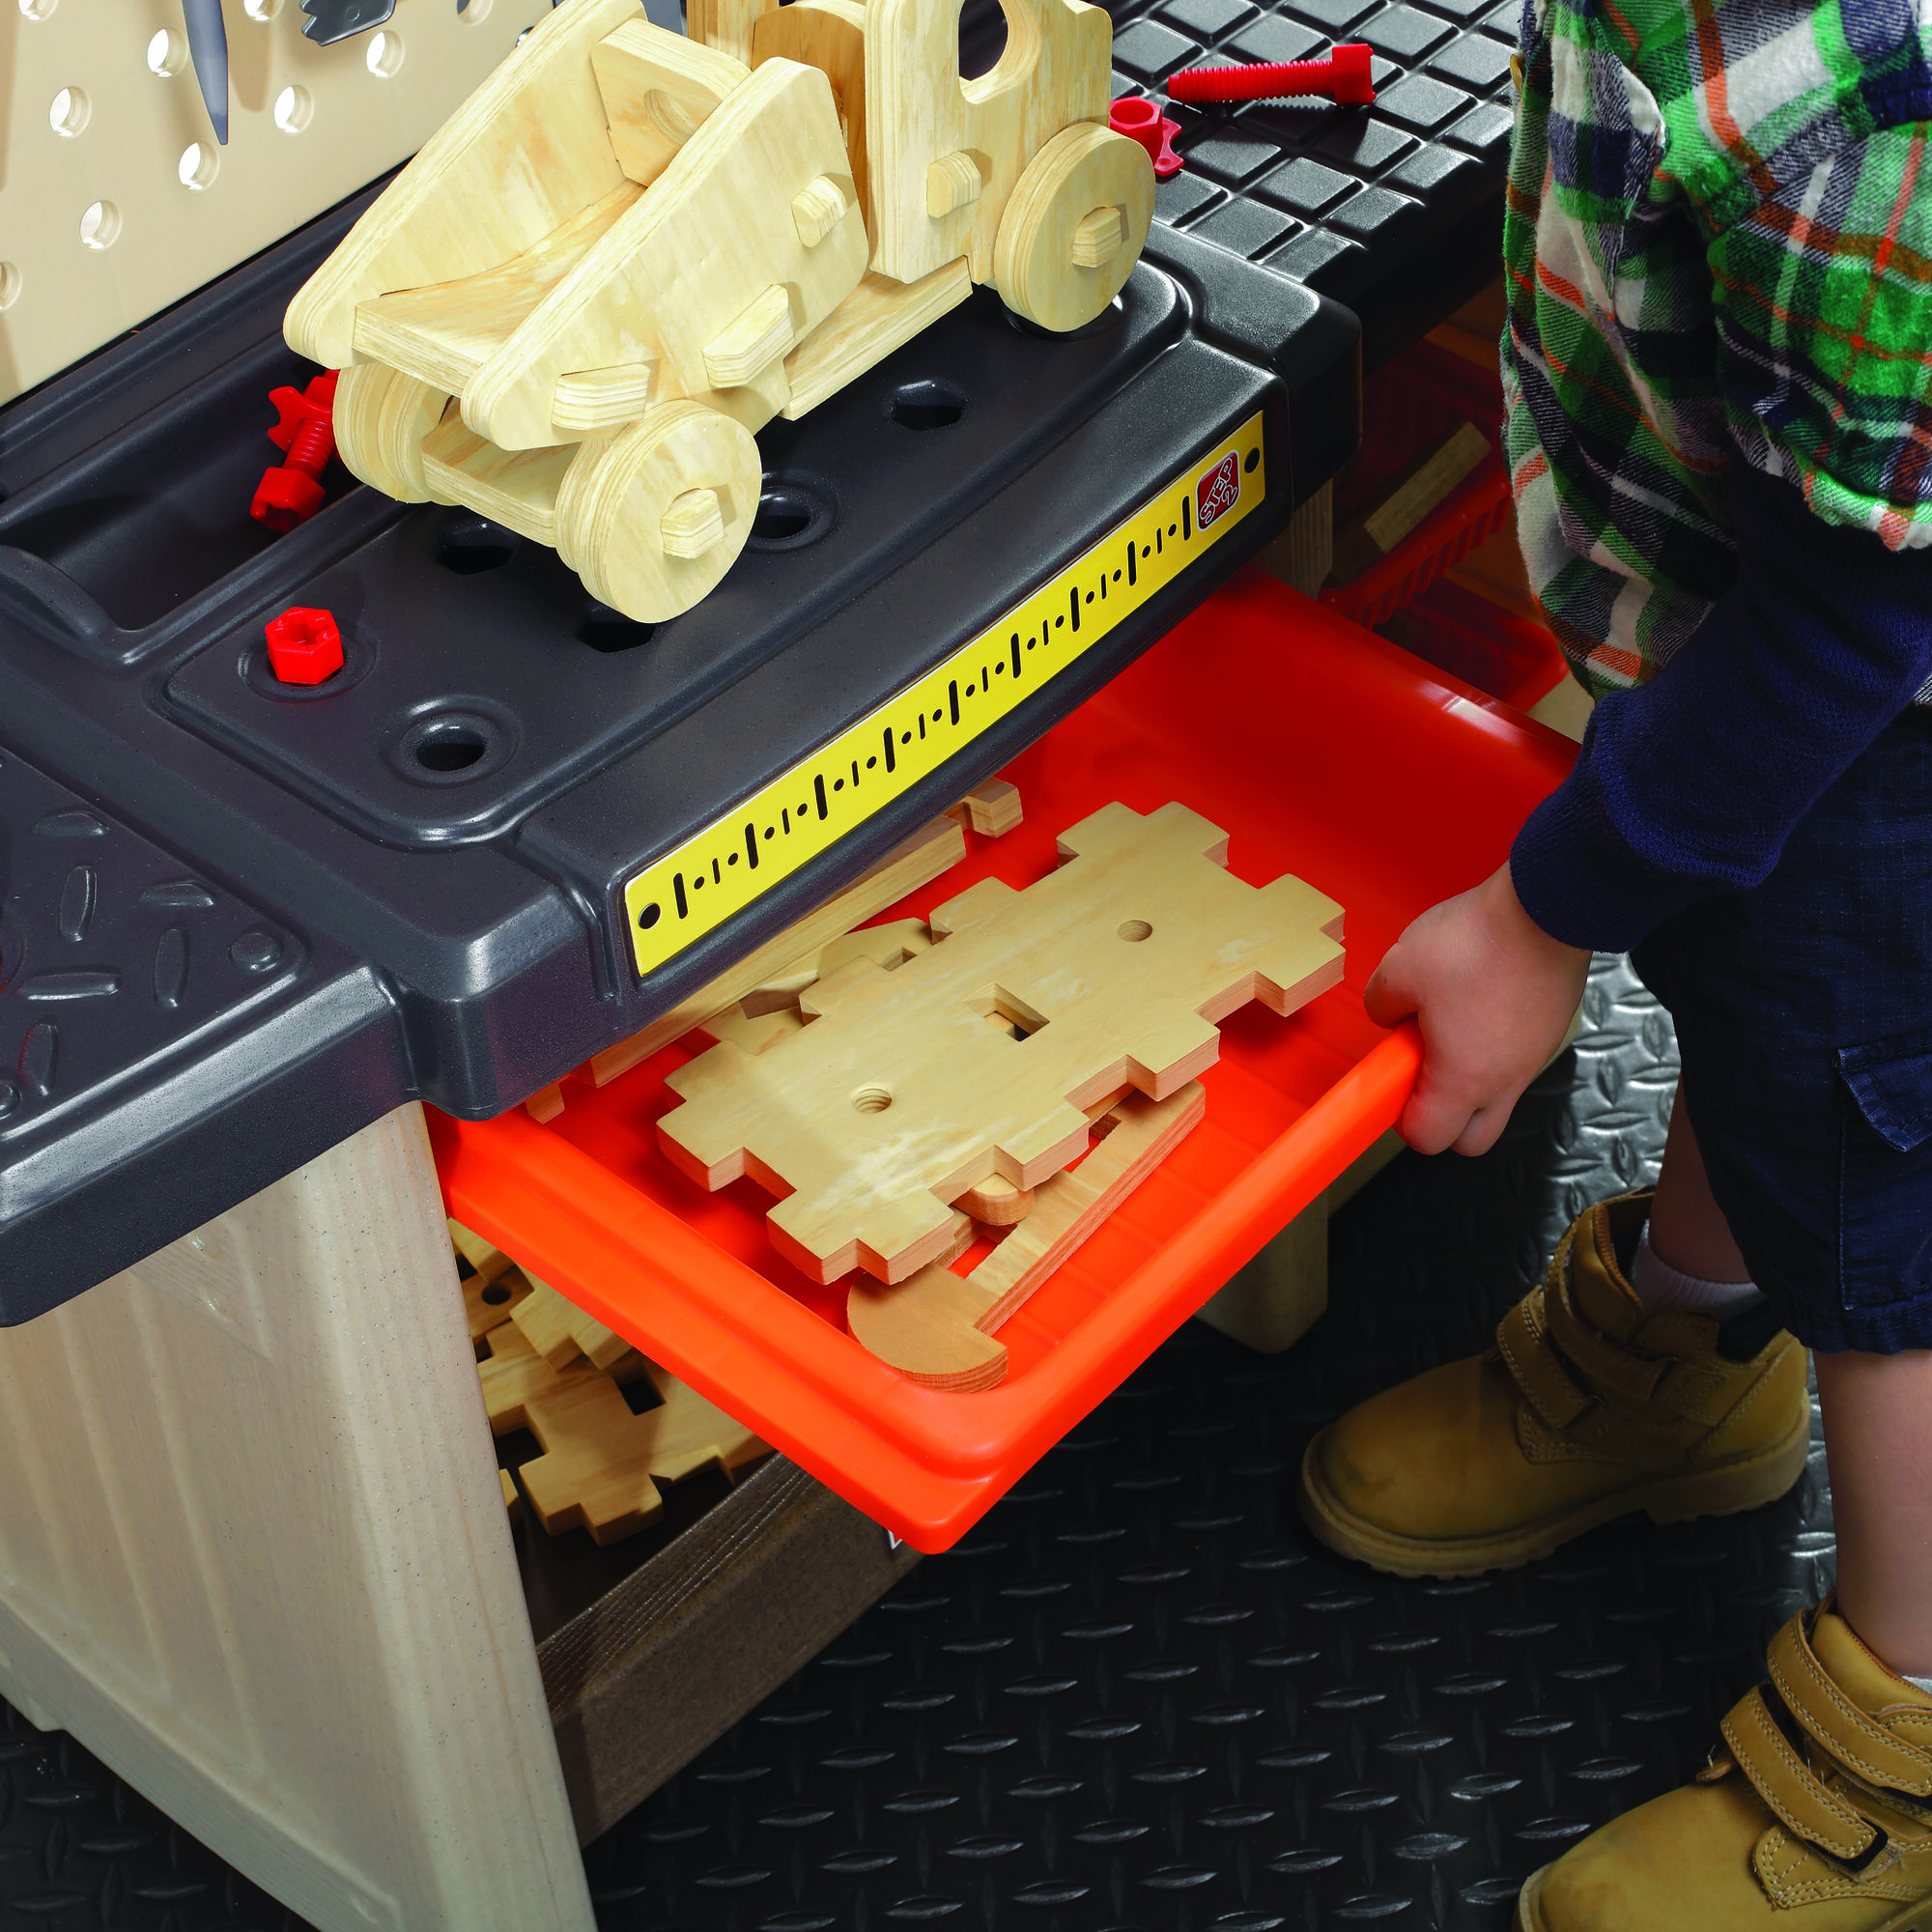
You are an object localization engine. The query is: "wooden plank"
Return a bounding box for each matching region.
[1330,421,1490,585]
[844,1081,1206,1387]
[781,263,973,418]
[945,777,1023,838]
[588,814,966,1087]
[660,802,1343,1284]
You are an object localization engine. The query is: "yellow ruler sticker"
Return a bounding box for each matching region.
[624,412,1266,978]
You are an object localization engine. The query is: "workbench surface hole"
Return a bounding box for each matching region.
[889,378,968,431]
[437,516,520,576]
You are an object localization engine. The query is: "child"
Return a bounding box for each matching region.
[1294,0,1932,1924]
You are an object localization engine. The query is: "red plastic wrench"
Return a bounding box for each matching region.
[1168,41,1376,104]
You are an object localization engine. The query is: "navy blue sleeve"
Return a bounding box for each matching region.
[1509,459,1932,954]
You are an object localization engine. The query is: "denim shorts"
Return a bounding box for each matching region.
[1630,705,1932,1355]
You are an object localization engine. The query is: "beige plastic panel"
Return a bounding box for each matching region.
[0,0,533,407]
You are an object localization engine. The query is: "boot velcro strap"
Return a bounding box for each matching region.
[1771,1613,1932,1798]
[1722,1683,1887,1868]
[1544,1267,1667,1407]
[1496,1293,1591,1431]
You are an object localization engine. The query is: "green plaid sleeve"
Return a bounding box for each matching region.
[1709,124,1932,551]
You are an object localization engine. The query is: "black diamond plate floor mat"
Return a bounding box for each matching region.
[0,956,1836,1932]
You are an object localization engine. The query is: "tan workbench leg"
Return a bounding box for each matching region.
[0,1103,593,1932]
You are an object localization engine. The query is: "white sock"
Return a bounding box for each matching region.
[1629,1222,1766,1320]
[1910,1674,1932,1698]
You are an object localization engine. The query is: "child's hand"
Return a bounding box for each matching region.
[1364,863,1590,1156]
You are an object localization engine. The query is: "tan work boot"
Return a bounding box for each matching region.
[1520,1602,1932,1930]
[1296,1191,1810,1577]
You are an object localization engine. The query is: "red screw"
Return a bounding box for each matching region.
[1169,42,1376,104]
[264,607,344,685]
[1110,95,1183,177]
[251,369,340,532]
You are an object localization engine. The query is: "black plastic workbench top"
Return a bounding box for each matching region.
[0,173,1361,1320]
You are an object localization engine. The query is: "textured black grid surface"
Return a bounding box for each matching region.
[1111,0,1518,309]
[0,955,1835,1930]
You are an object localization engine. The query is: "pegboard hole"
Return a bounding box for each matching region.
[18,0,58,19]
[178,142,220,190]
[49,86,90,136]
[367,30,405,75]
[244,0,283,17]
[852,1086,894,1115]
[458,0,494,18]
[889,378,966,431]
[78,201,121,250]
[413,722,488,773]
[274,85,313,133]
[747,478,834,551]
[0,264,20,312]
[1118,919,1152,942]
[147,28,186,74]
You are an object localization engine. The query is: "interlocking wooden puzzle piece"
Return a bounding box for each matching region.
[959,1174,1034,1227]
[946,778,1025,838]
[464,1264,535,1352]
[590,814,965,1087]
[751,0,870,223]
[510,1273,634,1373]
[449,1216,512,1286]
[659,802,1343,1284]
[846,1082,1205,1387]
[740,917,932,1016]
[479,1325,770,1545]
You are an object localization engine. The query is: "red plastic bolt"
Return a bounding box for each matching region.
[1169,41,1375,104]
[250,369,340,532]
[264,606,344,685]
[1110,95,1183,177]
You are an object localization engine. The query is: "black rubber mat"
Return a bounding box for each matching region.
[0,954,1835,1930]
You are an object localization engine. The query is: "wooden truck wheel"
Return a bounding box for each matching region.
[992,123,1153,333]
[332,361,452,502]
[555,400,762,622]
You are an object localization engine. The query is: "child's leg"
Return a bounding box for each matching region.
[1816,1347,1932,1677]
[1648,1088,1750,1283]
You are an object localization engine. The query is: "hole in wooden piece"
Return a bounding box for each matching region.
[661,488,724,559]
[1118,920,1151,942]
[644,86,701,142]
[1071,206,1124,269]
[973,985,1048,1040]
[482,1284,512,1306]
[852,1086,894,1114]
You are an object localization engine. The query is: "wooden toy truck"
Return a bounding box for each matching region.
[286,0,1154,623]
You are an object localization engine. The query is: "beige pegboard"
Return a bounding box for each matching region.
[0,0,540,406]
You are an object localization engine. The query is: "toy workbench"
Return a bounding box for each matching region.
[0,0,1522,1927]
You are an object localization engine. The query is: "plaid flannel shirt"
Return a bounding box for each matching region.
[1501,0,1932,698]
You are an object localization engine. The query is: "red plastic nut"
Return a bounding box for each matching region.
[1110,95,1183,177]
[265,607,344,685]
[1169,41,1375,104]
[251,369,340,533]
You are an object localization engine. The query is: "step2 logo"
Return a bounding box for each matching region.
[1197,452,1240,530]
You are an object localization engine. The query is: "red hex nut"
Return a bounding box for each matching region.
[265,607,344,685]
